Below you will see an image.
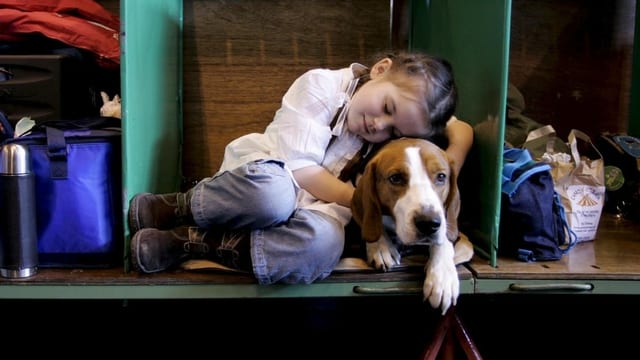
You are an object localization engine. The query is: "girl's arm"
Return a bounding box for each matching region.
[293,165,355,207]
[445,116,474,174]
[292,116,473,207]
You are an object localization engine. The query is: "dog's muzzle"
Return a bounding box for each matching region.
[414,214,442,236]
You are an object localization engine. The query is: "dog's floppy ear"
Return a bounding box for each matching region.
[351,159,383,242]
[445,158,460,242]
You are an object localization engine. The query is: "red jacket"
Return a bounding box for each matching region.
[0,0,120,68]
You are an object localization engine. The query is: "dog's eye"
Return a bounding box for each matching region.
[435,172,447,185]
[388,173,406,186]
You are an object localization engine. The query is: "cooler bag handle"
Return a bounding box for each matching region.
[45,126,68,179]
[35,116,121,179]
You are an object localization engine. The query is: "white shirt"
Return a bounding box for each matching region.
[218,63,368,225]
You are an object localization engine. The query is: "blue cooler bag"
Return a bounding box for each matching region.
[3,117,122,267]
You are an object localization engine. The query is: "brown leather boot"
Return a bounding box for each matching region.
[130,225,251,273]
[128,190,194,234]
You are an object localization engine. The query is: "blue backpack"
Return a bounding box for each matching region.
[500,146,577,262]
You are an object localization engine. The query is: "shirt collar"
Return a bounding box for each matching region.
[331,63,367,137]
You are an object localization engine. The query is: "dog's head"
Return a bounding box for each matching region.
[351,137,460,245]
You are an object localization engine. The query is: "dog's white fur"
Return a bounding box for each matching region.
[351,137,462,314]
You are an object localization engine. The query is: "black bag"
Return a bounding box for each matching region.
[500,147,577,261]
[2,116,122,267]
[597,133,640,223]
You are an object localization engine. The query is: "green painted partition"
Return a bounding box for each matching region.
[118,0,511,269]
[121,0,183,270]
[409,0,512,266]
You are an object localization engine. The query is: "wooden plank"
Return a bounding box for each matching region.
[469,213,640,280]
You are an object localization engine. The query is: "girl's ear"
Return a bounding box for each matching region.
[370,58,393,79]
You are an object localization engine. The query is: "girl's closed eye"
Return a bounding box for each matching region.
[384,103,392,115]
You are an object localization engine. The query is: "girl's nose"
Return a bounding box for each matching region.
[372,116,392,133]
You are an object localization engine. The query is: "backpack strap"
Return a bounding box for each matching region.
[502,147,533,180]
[502,147,552,197]
[516,248,535,262]
[554,191,578,253]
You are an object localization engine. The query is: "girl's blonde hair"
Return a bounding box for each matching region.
[362,51,457,144]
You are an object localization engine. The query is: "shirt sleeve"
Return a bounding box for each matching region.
[264,68,342,172]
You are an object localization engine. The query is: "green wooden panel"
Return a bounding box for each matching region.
[409,0,512,266]
[0,278,475,299]
[121,0,183,269]
[474,279,640,295]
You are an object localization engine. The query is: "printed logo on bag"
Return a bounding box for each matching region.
[567,184,605,241]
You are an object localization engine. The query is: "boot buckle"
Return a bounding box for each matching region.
[215,232,245,267]
[184,241,209,254]
[183,227,210,255]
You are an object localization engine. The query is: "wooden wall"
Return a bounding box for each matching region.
[100,0,636,178]
[181,0,637,180]
[508,0,636,140]
[97,0,119,17]
[181,0,391,181]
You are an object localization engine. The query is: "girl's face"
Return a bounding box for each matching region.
[346,58,429,143]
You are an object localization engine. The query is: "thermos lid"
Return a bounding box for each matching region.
[0,143,31,175]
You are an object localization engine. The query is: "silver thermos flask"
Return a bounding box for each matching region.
[0,143,38,278]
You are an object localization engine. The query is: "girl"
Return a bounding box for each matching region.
[128,51,473,285]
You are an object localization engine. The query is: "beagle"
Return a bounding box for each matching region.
[351,137,467,314]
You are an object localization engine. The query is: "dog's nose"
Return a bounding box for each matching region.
[415,215,441,235]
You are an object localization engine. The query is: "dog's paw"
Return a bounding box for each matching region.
[366,240,401,272]
[423,258,459,315]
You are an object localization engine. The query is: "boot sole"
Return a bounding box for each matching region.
[130,227,191,273]
[128,192,152,235]
[129,229,145,273]
[130,228,162,273]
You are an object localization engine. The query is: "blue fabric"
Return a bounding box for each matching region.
[502,147,551,196]
[3,117,122,267]
[0,111,13,141]
[500,146,576,261]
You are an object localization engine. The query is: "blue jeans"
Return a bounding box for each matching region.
[190,160,344,284]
